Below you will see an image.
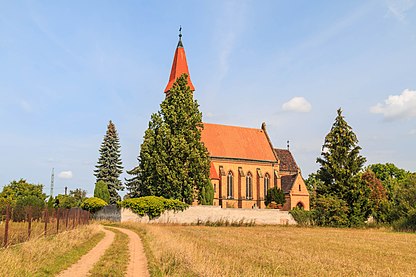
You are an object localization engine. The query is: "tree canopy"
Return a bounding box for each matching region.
[0,179,46,204]
[126,74,211,204]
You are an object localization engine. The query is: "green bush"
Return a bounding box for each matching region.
[314,196,349,227]
[393,209,416,232]
[13,195,45,222]
[81,197,108,213]
[265,187,286,206]
[290,207,314,226]
[200,182,214,205]
[55,194,77,209]
[121,196,189,219]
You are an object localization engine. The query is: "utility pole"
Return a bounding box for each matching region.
[50,168,55,197]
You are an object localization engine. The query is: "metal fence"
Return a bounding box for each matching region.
[0,204,90,248]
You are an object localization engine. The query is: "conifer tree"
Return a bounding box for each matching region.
[126,74,211,204]
[94,120,123,203]
[94,180,111,203]
[316,108,370,225]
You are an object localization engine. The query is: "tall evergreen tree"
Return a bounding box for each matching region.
[94,120,123,203]
[126,74,211,204]
[316,108,370,225]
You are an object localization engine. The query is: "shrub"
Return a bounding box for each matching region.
[393,209,416,232]
[81,197,108,213]
[290,207,314,226]
[265,187,286,206]
[55,194,78,209]
[94,180,111,204]
[314,196,349,227]
[200,182,214,205]
[13,195,45,221]
[121,196,189,219]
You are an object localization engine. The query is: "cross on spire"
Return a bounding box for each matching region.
[177,25,183,48]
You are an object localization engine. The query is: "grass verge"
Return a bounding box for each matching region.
[0,224,102,277]
[114,222,199,277]
[88,227,129,277]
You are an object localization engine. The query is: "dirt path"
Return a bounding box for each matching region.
[110,227,150,277]
[57,226,115,277]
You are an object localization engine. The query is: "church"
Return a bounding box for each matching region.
[164,32,309,211]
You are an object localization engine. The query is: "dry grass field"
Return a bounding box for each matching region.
[124,223,416,277]
[0,224,102,277]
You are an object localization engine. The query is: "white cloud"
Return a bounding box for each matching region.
[58,171,73,179]
[410,129,416,135]
[370,89,416,120]
[282,97,312,113]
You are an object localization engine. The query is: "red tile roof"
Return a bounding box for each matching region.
[201,123,277,162]
[274,149,298,172]
[209,162,219,180]
[164,40,195,93]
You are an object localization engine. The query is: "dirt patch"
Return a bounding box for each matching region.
[57,226,115,277]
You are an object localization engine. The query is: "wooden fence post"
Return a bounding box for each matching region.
[27,206,32,240]
[44,208,49,237]
[3,204,10,247]
[77,209,81,226]
[65,209,69,230]
[56,208,60,234]
[72,208,76,229]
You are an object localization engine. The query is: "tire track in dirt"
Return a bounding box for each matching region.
[56,226,115,277]
[110,227,150,277]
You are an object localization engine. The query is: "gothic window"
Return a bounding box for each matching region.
[296,202,304,209]
[246,172,253,199]
[227,171,233,199]
[264,173,270,197]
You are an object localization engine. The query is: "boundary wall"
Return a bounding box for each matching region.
[120,206,297,225]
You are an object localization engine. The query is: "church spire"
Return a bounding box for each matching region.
[164,27,195,93]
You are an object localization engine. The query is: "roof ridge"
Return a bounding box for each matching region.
[203,122,264,131]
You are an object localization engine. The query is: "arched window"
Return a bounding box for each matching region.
[227,171,233,199]
[264,173,270,197]
[296,202,304,209]
[246,172,253,199]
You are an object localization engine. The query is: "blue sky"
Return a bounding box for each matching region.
[1,1,415,196]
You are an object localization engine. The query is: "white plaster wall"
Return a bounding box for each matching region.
[121,206,296,225]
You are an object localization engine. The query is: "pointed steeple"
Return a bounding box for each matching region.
[164,27,195,93]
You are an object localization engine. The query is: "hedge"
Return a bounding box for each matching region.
[121,196,189,219]
[81,197,108,213]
